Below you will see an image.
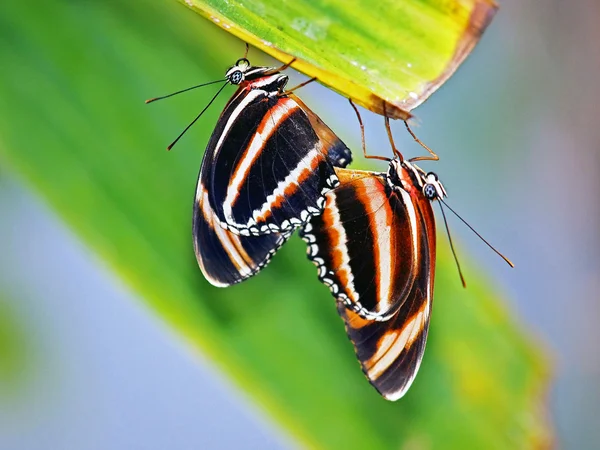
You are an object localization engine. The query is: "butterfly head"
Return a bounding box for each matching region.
[388,159,447,201]
[225,58,252,84]
[421,171,447,200]
[225,58,284,86]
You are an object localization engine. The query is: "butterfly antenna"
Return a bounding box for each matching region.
[145,79,227,104]
[243,42,250,59]
[440,199,515,268]
[166,81,229,151]
[438,202,467,288]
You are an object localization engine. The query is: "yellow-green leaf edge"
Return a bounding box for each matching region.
[182,0,498,119]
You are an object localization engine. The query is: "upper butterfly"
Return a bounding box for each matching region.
[149,57,352,287]
[148,57,352,287]
[299,157,445,400]
[197,58,352,239]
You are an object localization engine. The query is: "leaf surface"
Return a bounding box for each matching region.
[183,0,498,118]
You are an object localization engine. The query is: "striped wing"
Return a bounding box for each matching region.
[194,116,352,287]
[199,88,350,236]
[300,169,422,320]
[300,168,437,399]
[337,253,432,400]
[294,95,352,169]
[194,184,291,287]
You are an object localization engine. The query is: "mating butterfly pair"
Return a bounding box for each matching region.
[148,57,500,401]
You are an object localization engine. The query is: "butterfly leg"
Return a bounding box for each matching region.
[348,98,390,162]
[383,102,405,161]
[405,121,439,162]
[279,76,317,97]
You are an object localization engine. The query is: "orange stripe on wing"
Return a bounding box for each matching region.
[354,177,395,314]
[198,185,252,275]
[334,167,377,184]
[343,307,374,330]
[225,97,298,210]
[253,148,324,223]
[321,191,360,304]
[365,299,429,381]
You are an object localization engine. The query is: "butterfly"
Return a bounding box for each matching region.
[147,57,353,287]
[299,156,446,400]
[193,79,353,286]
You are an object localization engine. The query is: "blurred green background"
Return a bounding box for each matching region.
[0,0,598,449]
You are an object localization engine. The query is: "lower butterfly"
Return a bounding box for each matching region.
[300,157,442,400]
[300,113,514,400]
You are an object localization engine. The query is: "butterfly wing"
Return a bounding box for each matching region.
[337,194,435,400]
[337,263,431,400]
[293,94,352,169]
[199,86,349,235]
[300,169,420,320]
[300,168,437,399]
[193,183,292,287]
[194,94,352,287]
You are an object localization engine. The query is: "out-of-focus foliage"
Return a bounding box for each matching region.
[0,296,29,393]
[182,0,497,119]
[0,0,550,448]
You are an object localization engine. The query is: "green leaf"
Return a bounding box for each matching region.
[182,0,498,119]
[0,0,550,448]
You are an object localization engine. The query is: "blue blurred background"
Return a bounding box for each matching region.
[0,0,598,448]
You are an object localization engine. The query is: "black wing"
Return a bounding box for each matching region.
[300,168,436,399]
[300,169,420,320]
[336,202,435,400]
[193,182,291,287]
[194,99,352,287]
[199,87,349,236]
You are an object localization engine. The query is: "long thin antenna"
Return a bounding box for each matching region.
[440,199,515,268]
[145,79,226,104]
[438,203,467,288]
[348,99,390,162]
[405,121,439,162]
[166,81,229,151]
[243,42,249,59]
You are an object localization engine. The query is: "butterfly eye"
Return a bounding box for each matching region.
[229,70,244,84]
[423,183,438,199]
